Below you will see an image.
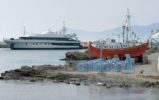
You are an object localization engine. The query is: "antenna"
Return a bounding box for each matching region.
[48,27,51,32]
[118,35,120,42]
[62,20,67,34]
[23,26,26,36]
[63,20,65,27]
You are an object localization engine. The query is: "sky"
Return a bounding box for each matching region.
[0,0,159,40]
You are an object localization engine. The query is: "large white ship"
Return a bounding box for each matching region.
[4,25,83,50]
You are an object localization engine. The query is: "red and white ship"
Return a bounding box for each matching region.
[89,42,148,58]
[88,9,149,59]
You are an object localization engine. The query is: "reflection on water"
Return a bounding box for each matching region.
[0,80,158,100]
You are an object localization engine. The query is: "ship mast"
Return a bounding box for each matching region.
[122,25,125,43]
[125,8,132,43]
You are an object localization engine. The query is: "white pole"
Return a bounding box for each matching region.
[100,45,103,58]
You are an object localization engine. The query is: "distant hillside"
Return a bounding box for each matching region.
[67,23,159,42]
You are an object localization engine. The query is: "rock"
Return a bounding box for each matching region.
[65,51,91,60]
[21,66,32,71]
[140,70,144,74]
[144,81,151,87]
[30,79,36,82]
[2,64,159,88]
[64,80,71,84]
[96,82,106,86]
[70,80,75,84]
[53,80,60,83]
[84,83,89,86]
[75,81,81,86]
[106,85,111,89]
[1,73,5,76]
[119,84,123,88]
[0,77,4,80]
[151,82,155,87]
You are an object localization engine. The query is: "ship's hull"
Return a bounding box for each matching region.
[10,46,82,50]
[89,42,148,58]
[10,44,82,50]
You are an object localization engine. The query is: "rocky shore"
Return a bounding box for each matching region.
[64,51,93,60]
[1,64,159,88]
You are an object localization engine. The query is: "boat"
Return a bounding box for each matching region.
[4,23,83,50]
[88,9,149,59]
[89,42,148,58]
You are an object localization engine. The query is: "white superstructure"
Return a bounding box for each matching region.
[4,26,83,50]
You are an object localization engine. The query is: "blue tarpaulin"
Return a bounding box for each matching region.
[76,54,134,72]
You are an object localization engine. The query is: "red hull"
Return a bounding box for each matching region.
[89,42,148,58]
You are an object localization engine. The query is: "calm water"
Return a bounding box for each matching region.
[0,48,82,73]
[0,48,159,100]
[0,80,159,100]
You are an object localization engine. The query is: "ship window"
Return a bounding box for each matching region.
[25,43,27,45]
[33,43,35,45]
[36,43,38,45]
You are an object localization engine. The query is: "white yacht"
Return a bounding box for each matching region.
[4,25,83,50]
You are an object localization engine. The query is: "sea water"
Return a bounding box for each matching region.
[0,48,159,100]
[0,80,158,100]
[0,48,80,73]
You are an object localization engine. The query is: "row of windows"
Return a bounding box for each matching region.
[97,45,131,48]
[51,43,80,46]
[106,45,130,48]
[18,43,50,45]
[20,37,75,41]
[16,43,80,46]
